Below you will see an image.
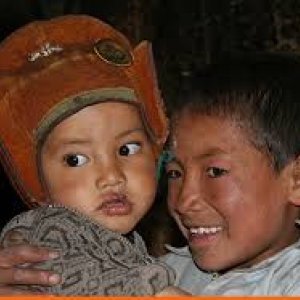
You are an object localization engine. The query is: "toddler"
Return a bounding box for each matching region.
[0,14,177,296]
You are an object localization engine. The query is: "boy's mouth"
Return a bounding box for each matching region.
[97,192,132,216]
[187,225,224,246]
[189,226,223,235]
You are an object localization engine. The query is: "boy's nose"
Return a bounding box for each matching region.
[173,190,200,215]
[171,175,206,215]
[95,160,125,190]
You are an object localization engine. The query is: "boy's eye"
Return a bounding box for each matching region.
[119,142,141,156]
[206,167,227,178]
[63,154,89,167]
[166,169,182,180]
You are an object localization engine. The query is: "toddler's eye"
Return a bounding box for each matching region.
[119,142,141,156]
[166,169,182,180]
[207,167,227,178]
[63,154,89,167]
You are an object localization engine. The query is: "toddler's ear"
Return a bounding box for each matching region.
[288,156,300,205]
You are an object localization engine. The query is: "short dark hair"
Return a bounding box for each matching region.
[170,52,300,171]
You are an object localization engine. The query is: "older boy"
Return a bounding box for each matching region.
[163,53,300,294]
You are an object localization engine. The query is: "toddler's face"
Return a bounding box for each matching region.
[41,101,157,234]
[167,112,299,272]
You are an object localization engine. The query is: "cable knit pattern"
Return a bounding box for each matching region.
[0,205,175,295]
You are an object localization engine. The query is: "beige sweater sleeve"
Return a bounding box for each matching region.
[0,205,175,296]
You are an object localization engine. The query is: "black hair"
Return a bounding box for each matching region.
[170,52,300,172]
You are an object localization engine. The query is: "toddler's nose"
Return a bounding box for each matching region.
[96,160,125,190]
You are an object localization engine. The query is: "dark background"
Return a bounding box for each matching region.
[1,0,300,255]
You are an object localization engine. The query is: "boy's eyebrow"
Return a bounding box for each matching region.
[167,148,229,164]
[165,156,186,173]
[197,152,225,160]
[195,148,230,160]
[165,155,183,168]
[168,156,180,164]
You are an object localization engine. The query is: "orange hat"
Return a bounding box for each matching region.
[0,15,168,207]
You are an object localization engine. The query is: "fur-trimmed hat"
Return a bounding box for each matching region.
[0,15,168,207]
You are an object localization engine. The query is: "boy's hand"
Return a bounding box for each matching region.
[0,243,60,294]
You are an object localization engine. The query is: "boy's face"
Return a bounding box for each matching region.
[167,112,300,272]
[41,102,157,234]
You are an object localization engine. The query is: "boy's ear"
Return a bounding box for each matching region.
[288,156,300,205]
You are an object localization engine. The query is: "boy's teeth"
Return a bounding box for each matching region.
[190,226,222,234]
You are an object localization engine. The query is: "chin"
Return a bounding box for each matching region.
[193,254,232,273]
[100,222,134,235]
[88,214,130,232]
[112,227,132,235]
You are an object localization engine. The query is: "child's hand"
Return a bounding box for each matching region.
[0,242,60,294]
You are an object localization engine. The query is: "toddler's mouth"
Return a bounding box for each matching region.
[97,193,132,216]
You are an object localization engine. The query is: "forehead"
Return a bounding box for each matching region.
[170,113,256,161]
[44,101,144,145]
[59,101,141,126]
